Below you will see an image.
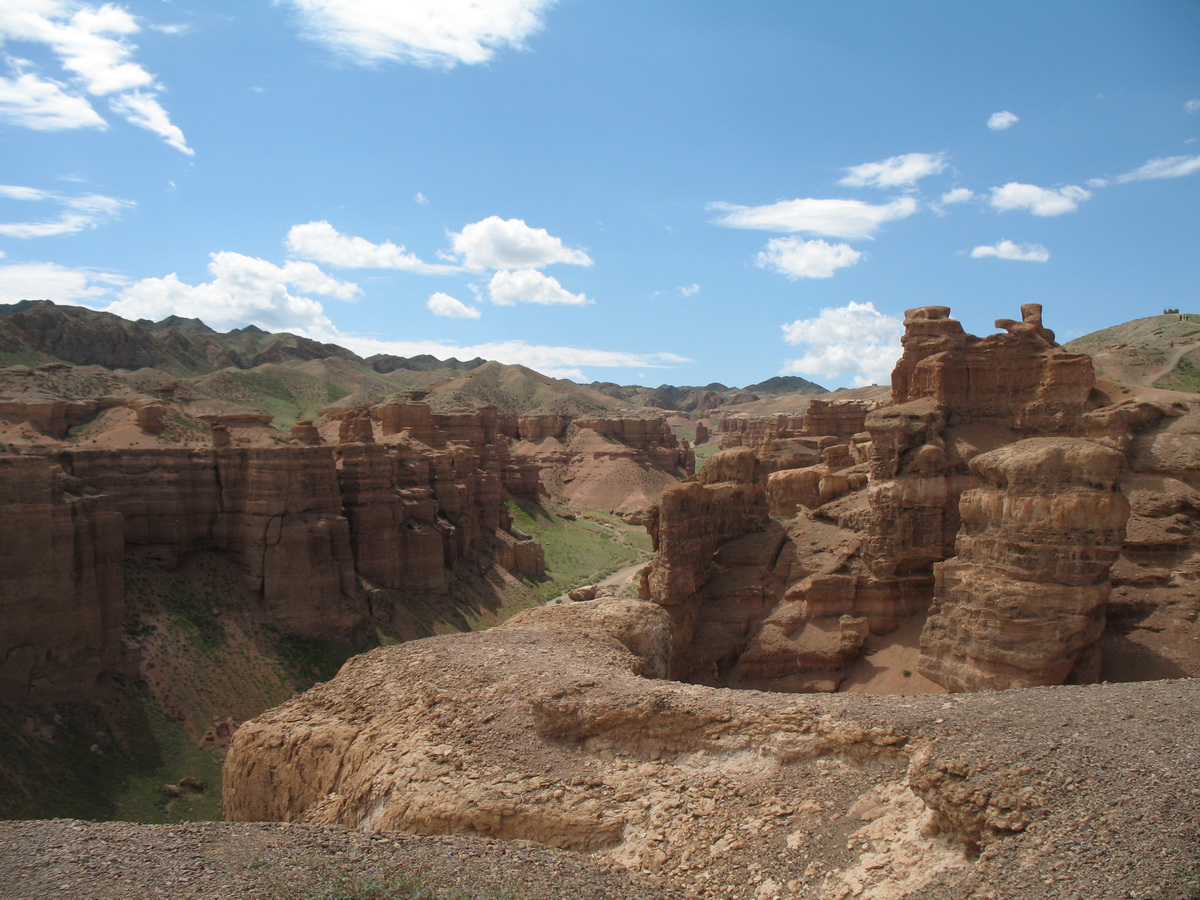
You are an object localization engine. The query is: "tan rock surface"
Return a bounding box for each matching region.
[223,598,1200,899]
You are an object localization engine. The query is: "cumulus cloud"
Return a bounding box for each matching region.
[1115,155,1200,183]
[0,260,127,303]
[839,152,947,189]
[427,291,480,318]
[987,110,1019,130]
[279,0,556,68]
[756,238,862,279]
[488,268,589,306]
[0,1,191,153]
[286,220,458,274]
[710,196,918,240]
[988,182,1090,216]
[679,283,700,297]
[940,187,973,205]
[0,184,133,237]
[102,251,358,333]
[780,301,903,387]
[970,240,1050,262]
[450,216,592,271]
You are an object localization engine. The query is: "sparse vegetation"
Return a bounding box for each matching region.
[506,501,653,603]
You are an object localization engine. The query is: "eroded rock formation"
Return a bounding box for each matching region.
[918,438,1130,689]
[643,304,1199,692]
[0,404,548,699]
[223,597,1200,899]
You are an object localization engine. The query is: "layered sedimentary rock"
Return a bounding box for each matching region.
[642,304,1192,692]
[0,457,125,698]
[0,403,552,700]
[918,439,1130,690]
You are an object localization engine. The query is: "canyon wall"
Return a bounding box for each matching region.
[0,405,548,700]
[643,304,1195,692]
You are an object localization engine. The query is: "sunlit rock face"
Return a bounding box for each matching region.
[918,438,1130,690]
[641,304,1198,693]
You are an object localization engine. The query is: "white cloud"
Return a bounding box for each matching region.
[107,90,192,156]
[679,283,700,297]
[414,191,429,205]
[1115,155,1200,183]
[780,301,903,387]
[1185,100,1200,115]
[0,1,190,153]
[0,183,133,237]
[970,240,1050,262]
[710,196,918,239]
[102,251,358,332]
[839,152,947,189]
[0,260,127,303]
[427,291,480,319]
[334,333,691,375]
[286,220,458,274]
[940,187,973,205]
[450,216,592,271]
[487,268,589,306]
[279,0,556,68]
[987,110,1019,130]
[0,65,106,130]
[756,238,862,279]
[988,182,1090,216]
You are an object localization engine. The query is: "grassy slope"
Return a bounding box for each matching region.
[1065,313,1200,393]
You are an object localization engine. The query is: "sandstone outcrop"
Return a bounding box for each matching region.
[918,438,1130,690]
[642,304,1199,693]
[0,456,125,698]
[0,401,554,700]
[223,597,1200,899]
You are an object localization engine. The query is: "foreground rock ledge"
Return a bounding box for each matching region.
[224,598,1199,900]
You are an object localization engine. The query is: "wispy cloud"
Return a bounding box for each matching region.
[286,221,459,274]
[0,183,133,237]
[987,110,1019,130]
[450,216,592,271]
[988,182,1090,216]
[710,196,918,240]
[679,283,700,297]
[839,152,947,189]
[0,260,128,302]
[0,1,191,153]
[780,301,902,387]
[757,238,862,279]
[1115,154,1200,183]
[427,291,481,318]
[0,63,107,130]
[970,240,1050,262]
[1185,99,1200,115]
[279,0,557,68]
[940,187,973,205]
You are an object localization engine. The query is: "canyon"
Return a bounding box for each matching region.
[3,302,1199,897]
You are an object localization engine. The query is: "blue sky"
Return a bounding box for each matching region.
[1,1,1198,388]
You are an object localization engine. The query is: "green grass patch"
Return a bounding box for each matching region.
[1154,350,1200,394]
[507,501,652,603]
[0,693,224,823]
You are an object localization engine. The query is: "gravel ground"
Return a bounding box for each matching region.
[0,819,683,900]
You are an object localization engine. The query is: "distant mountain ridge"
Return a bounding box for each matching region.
[0,302,832,416]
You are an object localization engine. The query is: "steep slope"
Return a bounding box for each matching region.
[1065,312,1200,391]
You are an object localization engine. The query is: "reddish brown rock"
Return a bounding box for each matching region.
[919,438,1130,690]
[0,456,125,698]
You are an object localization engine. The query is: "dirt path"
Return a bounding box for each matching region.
[1143,337,1200,386]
